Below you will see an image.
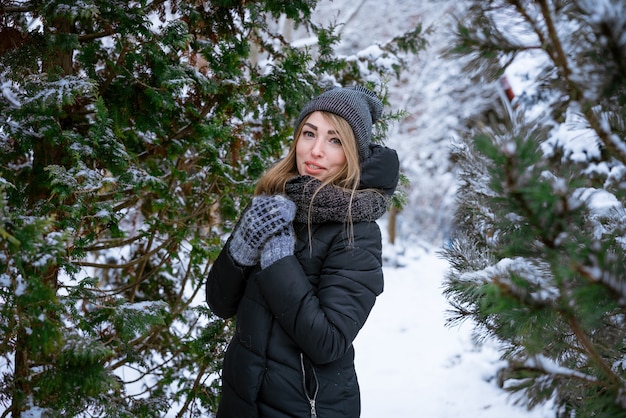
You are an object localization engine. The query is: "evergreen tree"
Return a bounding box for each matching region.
[441,0,626,416]
[0,1,423,416]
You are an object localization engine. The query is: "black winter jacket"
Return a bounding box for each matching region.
[206,145,399,417]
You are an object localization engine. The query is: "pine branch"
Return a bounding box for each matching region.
[564,313,623,388]
[584,107,626,164]
[523,354,599,384]
[537,0,573,82]
[573,258,626,308]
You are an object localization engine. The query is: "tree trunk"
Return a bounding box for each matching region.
[14,15,74,414]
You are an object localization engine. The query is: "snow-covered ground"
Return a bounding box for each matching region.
[355,238,556,417]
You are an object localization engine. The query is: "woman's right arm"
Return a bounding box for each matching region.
[205,239,251,319]
[207,194,294,318]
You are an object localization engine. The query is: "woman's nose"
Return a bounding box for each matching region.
[311,138,324,157]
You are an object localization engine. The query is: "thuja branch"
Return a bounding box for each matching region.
[74,239,170,269]
[176,363,209,418]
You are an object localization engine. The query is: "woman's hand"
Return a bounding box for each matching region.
[228,195,296,266]
[260,226,295,269]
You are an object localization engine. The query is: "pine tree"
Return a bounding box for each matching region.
[441,0,626,416]
[0,1,423,416]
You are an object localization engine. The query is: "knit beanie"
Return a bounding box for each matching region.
[295,85,383,160]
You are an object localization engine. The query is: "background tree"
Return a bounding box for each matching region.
[0,0,423,416]
[441,0,626,416]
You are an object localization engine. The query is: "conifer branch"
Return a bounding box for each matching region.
[537,0,572,82]
[74,238,170,269]
[518,354,599,384]
[82,234,145,252]
[565,314,623,388]
[0,5,33,13]
[99,40,131,95]
[77,30,115,43]
[176,363,209,418]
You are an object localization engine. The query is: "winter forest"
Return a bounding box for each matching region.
[1,0,625,417]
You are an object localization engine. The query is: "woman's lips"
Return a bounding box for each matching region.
[303,161,325,176]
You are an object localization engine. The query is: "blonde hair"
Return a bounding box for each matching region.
[254,111,361,196]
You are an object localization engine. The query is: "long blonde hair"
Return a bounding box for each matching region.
[254,111,361,196]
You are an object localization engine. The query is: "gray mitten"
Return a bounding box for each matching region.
[229,195,296,266]
[260,226,295,269]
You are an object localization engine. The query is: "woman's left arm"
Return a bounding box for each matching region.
[256,221,384,365]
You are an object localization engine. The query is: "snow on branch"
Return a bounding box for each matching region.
[524,354,598,383]
[459,256,559,305]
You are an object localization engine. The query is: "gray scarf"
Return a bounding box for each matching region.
[284,176,389,224]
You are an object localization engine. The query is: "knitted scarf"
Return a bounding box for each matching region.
[284,176,389,224]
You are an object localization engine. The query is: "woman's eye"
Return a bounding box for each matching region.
[303,130,315,138]
[330,137,342,146]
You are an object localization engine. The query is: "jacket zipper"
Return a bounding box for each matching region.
[300,352,319,418]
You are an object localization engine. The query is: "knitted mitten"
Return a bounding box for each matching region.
[260,226,295,269]
[229,195,296,266]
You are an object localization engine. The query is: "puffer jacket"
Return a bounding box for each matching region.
[206,145,399,417]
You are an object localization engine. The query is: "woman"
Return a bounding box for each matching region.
[206,85,400,417]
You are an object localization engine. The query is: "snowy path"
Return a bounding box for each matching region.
[355,246,555,418]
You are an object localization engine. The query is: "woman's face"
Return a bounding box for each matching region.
[295,111,347,181]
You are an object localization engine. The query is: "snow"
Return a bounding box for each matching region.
[355,241,556,417]
[20,397,47,418]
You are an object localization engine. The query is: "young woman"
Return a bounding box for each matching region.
[206,85,400,417]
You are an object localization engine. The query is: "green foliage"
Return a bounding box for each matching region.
[442,1,626,416]
[0,0,420,415]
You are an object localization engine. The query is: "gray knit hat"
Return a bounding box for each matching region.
[295,85,383,160]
